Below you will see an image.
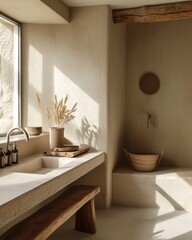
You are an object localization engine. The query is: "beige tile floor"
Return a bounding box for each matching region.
[48,206,192,240]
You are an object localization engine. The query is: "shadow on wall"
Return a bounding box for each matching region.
[23,13,107,150]
[76,116,99,150]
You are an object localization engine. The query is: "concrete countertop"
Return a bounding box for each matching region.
[0,151,105,234]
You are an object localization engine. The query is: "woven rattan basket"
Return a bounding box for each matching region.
[123,148,163,172]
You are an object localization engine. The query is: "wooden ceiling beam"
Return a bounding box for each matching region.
[113,1,192,24]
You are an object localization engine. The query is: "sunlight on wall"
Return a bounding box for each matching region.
[54,66,100,148]
[28,45,43,126]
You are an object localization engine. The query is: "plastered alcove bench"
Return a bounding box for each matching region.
[0,185,100,240]
[113,165,192,210]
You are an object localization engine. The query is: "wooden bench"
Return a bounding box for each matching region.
[0,185,100,240]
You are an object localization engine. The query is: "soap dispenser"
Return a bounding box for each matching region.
[0,148,5,168]
[4,148,12,166]
[11,142,18,164]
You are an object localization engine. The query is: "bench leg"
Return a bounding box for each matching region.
[75,198,96,234]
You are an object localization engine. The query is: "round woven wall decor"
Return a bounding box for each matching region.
[139,72,160,95]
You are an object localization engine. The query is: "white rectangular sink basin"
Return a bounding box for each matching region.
[7,157,72,174]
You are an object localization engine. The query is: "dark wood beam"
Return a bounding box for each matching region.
[113,1,192,24]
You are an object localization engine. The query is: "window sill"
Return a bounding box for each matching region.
[0,132,49,145]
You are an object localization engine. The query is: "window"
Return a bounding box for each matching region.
[0,14,21,136]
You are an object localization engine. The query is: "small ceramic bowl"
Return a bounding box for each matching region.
[25,127,42,136]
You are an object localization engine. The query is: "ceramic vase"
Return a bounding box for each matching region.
[49,127,64,150]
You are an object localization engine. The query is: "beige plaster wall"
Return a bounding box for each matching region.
[21,6,127,207]
[126,19,192,167]
[0,135,49,158]
[22,6,109,207]
[0,0,69,24]
[107,11,126,204]
[22,6,108,152]
[78,9,127,207]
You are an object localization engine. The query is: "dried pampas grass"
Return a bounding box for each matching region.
[36,93,77,128]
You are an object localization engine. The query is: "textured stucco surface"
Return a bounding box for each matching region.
[126,19,192,168]
[22,6,126,207]
[0,21,14,134]
[113,166,192,211]
[0,151,104,235]
[22,6,109,207]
